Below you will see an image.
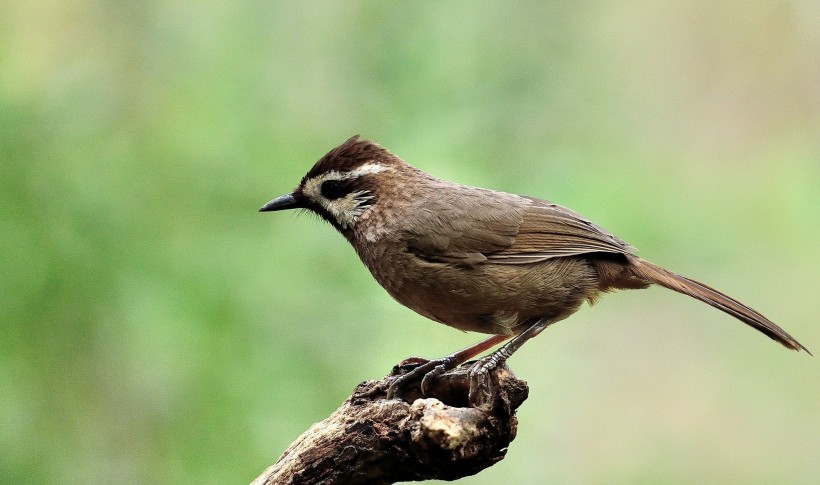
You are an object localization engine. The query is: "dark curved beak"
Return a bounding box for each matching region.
[259,193,301,212]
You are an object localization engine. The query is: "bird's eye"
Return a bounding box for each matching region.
[320,180,349,200]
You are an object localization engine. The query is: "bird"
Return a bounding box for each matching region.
[260,135,808,400]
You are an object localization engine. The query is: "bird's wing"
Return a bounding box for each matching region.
[485,196,636,264]
[403,187,522,265]
[404,190,634,266]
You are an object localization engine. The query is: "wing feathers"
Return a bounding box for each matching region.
[487,198,634,263]
[404,189,633,266]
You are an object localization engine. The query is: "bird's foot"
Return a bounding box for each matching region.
[386,354,461,400]
[466,347,513,407]
[386,349,516,408]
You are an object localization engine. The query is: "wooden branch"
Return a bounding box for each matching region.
[252,358,529,484]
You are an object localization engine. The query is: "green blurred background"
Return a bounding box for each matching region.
[1,1,818,483]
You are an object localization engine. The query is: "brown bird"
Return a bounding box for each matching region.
[260,135,808,399]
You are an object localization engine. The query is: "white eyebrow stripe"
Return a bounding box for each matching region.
[320,162,390,183]
[348,162,390,178]
[302,162,390,197]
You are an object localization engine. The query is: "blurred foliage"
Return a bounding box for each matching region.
[1,1,818,484]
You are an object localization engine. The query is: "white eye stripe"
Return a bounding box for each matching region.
[312,163,388,186]
[303,163,390,199]
[346,162,390,178]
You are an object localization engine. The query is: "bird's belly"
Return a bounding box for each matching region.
[375,255,600,335]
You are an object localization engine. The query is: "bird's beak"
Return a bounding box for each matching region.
[259,192,301,212]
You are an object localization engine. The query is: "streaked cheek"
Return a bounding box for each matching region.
[326,196,360,228]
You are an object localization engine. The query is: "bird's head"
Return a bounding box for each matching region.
[260,135,407,234]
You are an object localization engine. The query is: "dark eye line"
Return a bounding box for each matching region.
[320,179,352,200]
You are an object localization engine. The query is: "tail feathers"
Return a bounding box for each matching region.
[628,256,810,354]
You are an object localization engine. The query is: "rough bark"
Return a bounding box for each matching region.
[252,358,529,484]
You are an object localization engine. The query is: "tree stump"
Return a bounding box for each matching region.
[252,358,529,484]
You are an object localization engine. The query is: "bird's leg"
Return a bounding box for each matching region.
[468,318,551,406]
[386,334,511,399]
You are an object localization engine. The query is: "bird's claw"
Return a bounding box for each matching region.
[385,350,512,409]
[466,357,499,407]
[386,355,461,400]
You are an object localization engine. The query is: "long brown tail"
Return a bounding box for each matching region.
[627,256,809,353]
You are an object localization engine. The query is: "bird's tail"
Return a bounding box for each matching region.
[627,256,809,353]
